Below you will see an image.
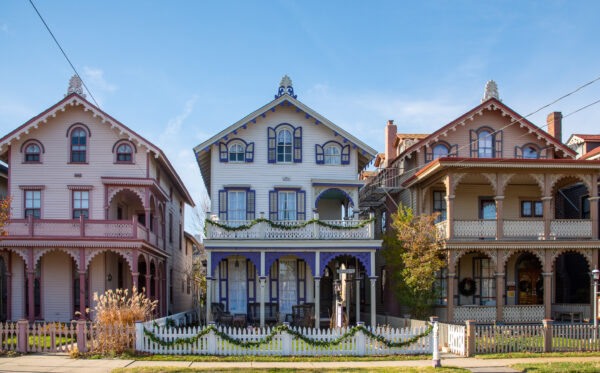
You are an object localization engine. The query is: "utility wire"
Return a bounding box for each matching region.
[28,0,100,108]
[377,75,600,186]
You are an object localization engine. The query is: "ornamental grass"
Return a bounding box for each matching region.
[90,287,157,355]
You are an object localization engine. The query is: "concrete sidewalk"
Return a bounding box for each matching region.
[1,353,600,373]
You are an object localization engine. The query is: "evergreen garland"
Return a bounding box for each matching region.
[205,217,375,232]
[143,323,433,349]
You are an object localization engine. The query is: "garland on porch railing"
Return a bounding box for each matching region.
[205,217,375,233]
[152,317,176,330]
[143,323,433,349]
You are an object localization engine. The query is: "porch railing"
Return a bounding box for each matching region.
[445,219,591,240]
[503,220,544,238]
[453,306,496,323]
[503,305,544,323]
[453,220,496,238]
[206,218,375,240]
[550,219,592,238]
[7,216,164,249]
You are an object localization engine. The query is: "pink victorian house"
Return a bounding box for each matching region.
[0,76,195,322]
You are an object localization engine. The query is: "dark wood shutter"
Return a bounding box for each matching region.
[219,143,228,162]
[219,260,228,311]
[218,190,227,220]
[267,127,276,163]
[293,127,302,163]
[494,130,503,158]
[270,260,279,303]
[269,190,278,221]
[470,130,478,157]
[341,144,350,164]
[247,260,256,304]
[297,260,306,304]
[245,142,254,162]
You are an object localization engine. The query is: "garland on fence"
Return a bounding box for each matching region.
[205,217,375,233]
[152,317,177,330]
[143,323,433,349]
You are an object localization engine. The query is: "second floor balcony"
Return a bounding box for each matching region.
[7,215,165,249]
[205,215,375,240]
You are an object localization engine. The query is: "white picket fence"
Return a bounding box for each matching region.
[135,322,432,356]
[553,323,600,352]
[447,324,466,356]
[145,310,198,328]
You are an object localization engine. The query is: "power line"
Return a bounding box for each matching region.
[28,0,100,107]
[378,75,600,185]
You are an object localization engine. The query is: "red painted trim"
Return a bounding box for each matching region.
[20,139,46,154]
[393,97,577,165]
[18,185,45,190]
[67,185,94,190]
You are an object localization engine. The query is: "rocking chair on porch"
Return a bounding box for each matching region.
[248,302,279,326]
[288,303,315,328]
[211,302,233,326]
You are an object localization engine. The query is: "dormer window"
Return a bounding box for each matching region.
[425,141,457,163]
[70,128,87,163]
[324,145,341,165]
[277,129,293,163]
[117,143,133,162]
[23,140,43,163]
[433,144,449,159]
[229,143,245,162]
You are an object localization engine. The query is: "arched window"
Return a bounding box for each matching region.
[70,128,87,163]
[229,143,245,162]
[116,143,133,163]
[523,146,538,159]
[432,144,449,160]
[25,143,41,162]
[324,145,341,165]
[277,129,293,163]
[478,130,494,158]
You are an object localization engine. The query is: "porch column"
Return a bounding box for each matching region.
[145,260,151,299]
[206,251,212,323]
[132,249,139,290]
[314,251,320,327]
[355,277,361,324]
[145,209,151,240]
[496,273,505,322]
[154,273,160,304]
[369,276,377,327]
[27,248,34,322]
[543,252,553,319]
[6,252,11,321]
[495,196,504,239]
[446,195,455,239]
[260,251,265,328]
[79,248,86,319]
[447,272,456,322]
[590,196,599,239]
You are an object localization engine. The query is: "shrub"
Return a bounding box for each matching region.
[90,287,157,355]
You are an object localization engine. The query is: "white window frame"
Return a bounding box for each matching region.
[324,145,341,165]
[278,191,296,220]
[227,190,247,221]
[277,129,293,163]
[228,143,245,162]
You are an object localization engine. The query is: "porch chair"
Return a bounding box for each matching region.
[211,302,233,326]
[247,302,280,326]
[289,303,315,328]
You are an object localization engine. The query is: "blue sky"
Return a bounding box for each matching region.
[1,1,600,234]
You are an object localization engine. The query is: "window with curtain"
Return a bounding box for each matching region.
[227,190,247,221]
[278,258,297,317]
[474,257,495,305]
[478,130,494,158]
[228,257,247,314]
[324,145,341,165]
[278,191,296,220]
[228,143,245,162]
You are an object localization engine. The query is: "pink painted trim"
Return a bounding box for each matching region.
[18,185,45,190]
[67,185,94,190]
[20,139,46,154]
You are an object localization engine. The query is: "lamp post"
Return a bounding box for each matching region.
[592,268,600,331]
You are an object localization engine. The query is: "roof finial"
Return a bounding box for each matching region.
[275,75,297,99]
[482,80,499,102]
[65,75,86,98]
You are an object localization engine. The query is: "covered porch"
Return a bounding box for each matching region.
[205,249,378,328]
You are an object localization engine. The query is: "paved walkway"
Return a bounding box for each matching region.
[1,353,600,373]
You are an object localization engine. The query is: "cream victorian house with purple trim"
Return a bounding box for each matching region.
[0,76,195,322]
[194,76,381,327]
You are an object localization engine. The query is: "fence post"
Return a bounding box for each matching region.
[17,319,28,353]
[356,322,366,356]
[465,320,476,357]
[430,316,441,367]
[282,322,292,356]
[208,322,217,355]
[135,321,144,352]
[542,319,553,353]
[76,319,87,353]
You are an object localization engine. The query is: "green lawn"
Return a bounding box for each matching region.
[112,368,469,373]
[1,335,74,348]
[86,351,432,362]
[511,361,600,372]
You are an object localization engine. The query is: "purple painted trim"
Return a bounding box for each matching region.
[264,252,316,278]
[210,251,261,277]
[312,183,362,187]
[314,188,355,208]
[204,246,382,250]
[319,251,372,277]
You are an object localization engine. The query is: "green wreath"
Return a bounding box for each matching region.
[205,217,375,235]
[458,278,477,297]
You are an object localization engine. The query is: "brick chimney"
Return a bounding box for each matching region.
[384,120,397,167]
[547,112,562,143]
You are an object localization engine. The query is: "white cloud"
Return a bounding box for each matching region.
[1,24,8,33]
[164,95,199,136]
[82,66,117,93]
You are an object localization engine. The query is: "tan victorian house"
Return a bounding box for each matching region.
[361,81,600,324]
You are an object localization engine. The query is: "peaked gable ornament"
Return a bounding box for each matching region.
[275,74,297,99]
[66,75,86,98]
[482,80,499,102]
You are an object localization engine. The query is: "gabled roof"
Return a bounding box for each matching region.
[373,153,385,167]
[567,134,600,145]
[193,93,378,194]
[392,97,576,165]
[392,133,429,148]
[581,146,600,160]
[0,93,194,206]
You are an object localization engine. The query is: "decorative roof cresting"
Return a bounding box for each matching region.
[66,75,86,98]
[275,74,297,99]
[482,80,499,102]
